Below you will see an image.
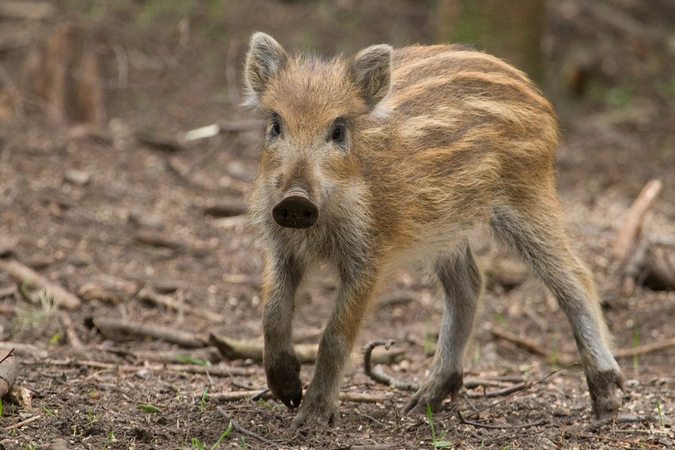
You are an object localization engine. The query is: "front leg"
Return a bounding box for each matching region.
[262,253,305,408]
[292,267,378,428]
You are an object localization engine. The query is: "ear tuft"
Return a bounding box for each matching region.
[243,32,288,108]
[350,44,392,110]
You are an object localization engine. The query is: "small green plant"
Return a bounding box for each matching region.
[240,437,247,449]
[0,398,3,415]
[41,403,56,417]
[426,404,452,448]
[49,332,61,345]
[87,410,98,425]
[24,445,37,450]
[493,312,506,326]
[200,386,208,411]
[657,401,665,428]
[191,421,233,450]
[633,319,640,372]
[139,403,162,413]
[103,430,115,449]
[15,289,59,329]
[176,354,212,367]
[550,333,558,369]
[257,398,283,410]
[607,84,633,108]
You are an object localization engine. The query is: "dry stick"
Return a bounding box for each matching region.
[0,259,80,309]
[217,406,280,447]
[490,326,577,365]
[0,351,17,397]
[495,324,675,361]
[457,411,545,429]
[613,179,663,263]
[138,287,225,323]
[209,333,317,363]
[91,316,207,348]
[59,311,84,352]
[364,340,524,395]
[612,336,675,359]
[22,358,254,376]
[210,333,405,365]
[576,433,662,449]
[465,382,527,399]
[463,363,579,419]
[363,339,418,391]
[3,414,40,431]
[0,342,47,359]
[208,389,391,403]
[0,348,14,365]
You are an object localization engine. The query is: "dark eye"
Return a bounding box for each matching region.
[331,124,346,143]
[269,119,281,138]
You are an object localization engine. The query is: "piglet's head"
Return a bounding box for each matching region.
[244,32,391,230]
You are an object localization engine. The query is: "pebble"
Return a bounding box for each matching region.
[64,169,91,186]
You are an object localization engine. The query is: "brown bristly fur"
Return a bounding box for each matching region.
[243,33,624,428]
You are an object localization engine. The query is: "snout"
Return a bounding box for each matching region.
[272,188,319,229]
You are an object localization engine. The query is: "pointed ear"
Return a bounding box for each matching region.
[350,44,392,109]
[244,32,288,107]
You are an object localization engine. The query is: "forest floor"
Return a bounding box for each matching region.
[0,0,674,448]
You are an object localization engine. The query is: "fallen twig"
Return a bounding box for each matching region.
[457,411,545,429]
[210,334,405,365]
[139,287,225,322]
[22,358,254,376]
[363,340,418,391]
[614,179,662,262]
[0,348,14,365]
[132,348,221,365]
[183,120,265,142]
[209,333,316,363]
[0,350,17,397]
[217,406,280,447]
[59,311,84,352]
[208,389,391,404]
[340,391,392,403]
[613,336,675,359]
[0,342,48,359]
[0,258,80,309]
[3,414,40,431]
[490,326,577,365]
[136,130,184,152]
[465,382,527,398]
[576,433,662,449]
[89,316,207,348]
[364,340,526,397]
[132,229,184,250]
[463,364,579,419]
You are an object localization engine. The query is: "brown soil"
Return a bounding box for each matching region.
[0,1,674,448]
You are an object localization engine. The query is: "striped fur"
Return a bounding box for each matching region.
[244,33,624,428]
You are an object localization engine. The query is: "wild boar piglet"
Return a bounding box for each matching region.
[244,32,624,428]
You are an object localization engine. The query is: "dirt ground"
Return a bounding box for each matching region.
[1,1,674,449]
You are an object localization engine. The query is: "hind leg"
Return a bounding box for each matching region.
[490,202,624,419]
[403,243,483,414]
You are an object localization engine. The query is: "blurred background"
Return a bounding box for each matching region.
[1,0,674,198]
[0,1,674,447]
